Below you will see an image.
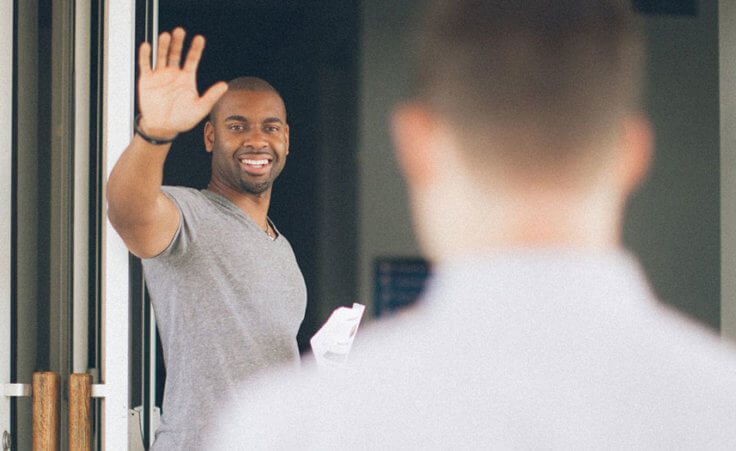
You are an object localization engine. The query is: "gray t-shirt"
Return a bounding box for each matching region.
[142,186,307,450]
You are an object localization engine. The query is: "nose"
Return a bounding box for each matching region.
[242,129,269,151]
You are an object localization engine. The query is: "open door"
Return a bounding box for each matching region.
[0,0,136,447]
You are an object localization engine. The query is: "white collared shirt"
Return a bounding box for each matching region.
[211,250,736,450]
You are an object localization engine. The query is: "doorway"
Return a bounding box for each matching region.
[130,1,361,446]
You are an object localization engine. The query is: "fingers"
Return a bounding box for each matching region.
[197,81,229,112]
[156,32,170,70]
[138,42,152,75]
[183,35,206,74]
[150,28,204,73]
[167,27,185,68]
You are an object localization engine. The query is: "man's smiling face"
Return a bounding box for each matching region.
[205,89,289,195]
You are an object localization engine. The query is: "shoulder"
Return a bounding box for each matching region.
[645,301,736,381]
[159,186,214,217]
[160,186,206,204]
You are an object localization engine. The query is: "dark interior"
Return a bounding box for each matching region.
[155,0,360,360]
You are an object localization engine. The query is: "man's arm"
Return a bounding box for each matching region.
[107,27,228,258]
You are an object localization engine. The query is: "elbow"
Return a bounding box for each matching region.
[106,202,123,232]
[105,178,139,234]
[105,178,124,230]
[106,199,132,240]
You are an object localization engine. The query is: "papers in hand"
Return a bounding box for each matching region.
[310,303,365,369]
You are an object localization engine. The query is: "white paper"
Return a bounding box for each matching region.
[310,303,365,369]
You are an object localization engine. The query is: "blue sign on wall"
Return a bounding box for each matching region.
[373,258,431,317]
[633,0,697,15]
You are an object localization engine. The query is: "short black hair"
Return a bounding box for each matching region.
[209,77,286,123]
[227,76,281,95]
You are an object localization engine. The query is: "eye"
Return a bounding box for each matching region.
[264,125,280,133]
[227,124,245,132]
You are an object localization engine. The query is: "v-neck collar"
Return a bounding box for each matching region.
[201,189,280,241]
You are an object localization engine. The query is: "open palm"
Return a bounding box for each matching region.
[137,28,228,139]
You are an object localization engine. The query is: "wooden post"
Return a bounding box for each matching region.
[69,373,93,451]
[32,371,60,451]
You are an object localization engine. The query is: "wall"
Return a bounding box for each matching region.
[358,0,426,315]
[358,0,723,328]
[624,0,721,329]
[721,0,736,340]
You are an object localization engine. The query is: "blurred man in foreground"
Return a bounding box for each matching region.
[212,0,736,448]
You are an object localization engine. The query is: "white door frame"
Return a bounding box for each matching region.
[0,0,13,442]
[101,0,134,447]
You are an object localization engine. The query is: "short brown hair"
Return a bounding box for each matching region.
[412,0,645,177]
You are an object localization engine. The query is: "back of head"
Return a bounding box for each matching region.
[413,0,645,183]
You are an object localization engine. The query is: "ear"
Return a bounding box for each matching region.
[284,123,290,155]
[391,102,440,188]
[618,113,654,196]
[204,121,215,153]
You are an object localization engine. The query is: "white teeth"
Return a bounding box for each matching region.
[241,159,269,165]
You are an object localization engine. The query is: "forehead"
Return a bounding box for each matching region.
[212,90,287,123]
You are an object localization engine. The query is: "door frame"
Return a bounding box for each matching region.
[0,0,13,441]
[101,0,134,447]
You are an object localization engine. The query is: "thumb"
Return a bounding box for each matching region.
[197,81,229,114]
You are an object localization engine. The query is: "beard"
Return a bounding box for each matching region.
[237,162,284,195]
[239,178,271,195]
[209,147,285,195]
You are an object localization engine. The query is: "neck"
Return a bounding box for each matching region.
[414,179,625,262]
[206,179,271,228]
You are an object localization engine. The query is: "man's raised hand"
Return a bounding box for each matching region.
[137,27,228,140]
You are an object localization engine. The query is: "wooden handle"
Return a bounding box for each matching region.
[69,373,93,451]
[32,371,60,451]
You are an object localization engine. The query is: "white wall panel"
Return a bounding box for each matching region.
[102,0,134,447]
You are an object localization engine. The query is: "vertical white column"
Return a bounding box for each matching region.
[73,0,92,376]
[102,0,134,448]
[0,0,12,438]
[721,1,736,341]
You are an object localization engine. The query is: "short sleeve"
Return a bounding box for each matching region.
[144,186,193,261]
